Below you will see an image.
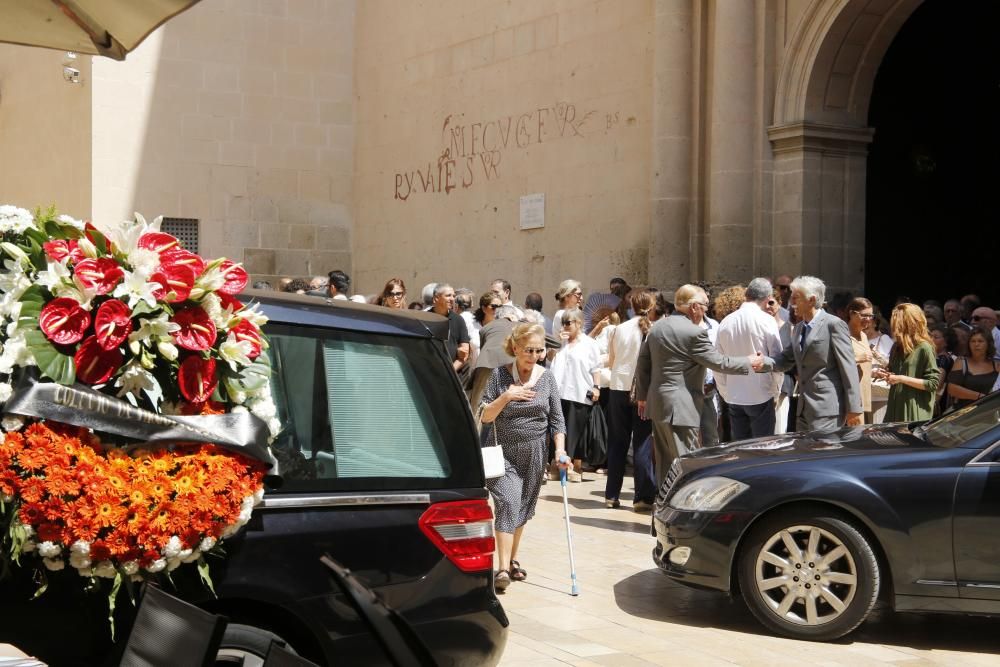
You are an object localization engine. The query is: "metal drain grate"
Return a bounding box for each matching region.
[160,217,199,254]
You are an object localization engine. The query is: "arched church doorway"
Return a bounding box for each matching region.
[865,0,1000,314]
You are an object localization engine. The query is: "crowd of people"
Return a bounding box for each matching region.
[264,269,1000,594]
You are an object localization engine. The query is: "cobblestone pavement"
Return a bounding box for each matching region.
[496,474,1000,667]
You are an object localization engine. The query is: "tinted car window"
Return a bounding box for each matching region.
[918,391,1000,448]
[264,323,479,492]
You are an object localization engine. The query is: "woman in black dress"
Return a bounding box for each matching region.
[480,323,567,592]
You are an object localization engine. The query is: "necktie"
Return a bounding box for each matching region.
[799,322,811,351]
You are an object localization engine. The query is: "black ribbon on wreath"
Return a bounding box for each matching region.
[3,368,280,478]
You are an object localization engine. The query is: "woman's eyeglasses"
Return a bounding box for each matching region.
[855,313,874,320]
[487,303,502,309]
[766,300,777,306]
[522,347,545,354]
[561,320,576,327]
[388,291,405,298]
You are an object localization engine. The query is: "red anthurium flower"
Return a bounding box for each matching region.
[74,335,123,385]
[229,319,263,359]
[74,258,125,295]
[43,239,85,264]
[151,263,197,303]
[94,299,133,350]
[217,292,244,312]
[178,355,218,403]
[171,307,217,351]
[39,298,91,345]
[137,232,181,255]
[160,248,206,276]
[217,260,249,295]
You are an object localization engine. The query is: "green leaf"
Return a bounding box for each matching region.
[226,350,272,394]
[24,330,76,385]
[131,300,163,318]
[197,558,217,597]
[108,572,122,641]
[30,570,48,600]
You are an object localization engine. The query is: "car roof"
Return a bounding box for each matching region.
[239,289,450,340]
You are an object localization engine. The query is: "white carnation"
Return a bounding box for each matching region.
[199,537,216,552]
[249,397,276,420]
[130,573,145,582]
[69,552,92,570]
[21,540,35,552]
[163,536,183,559]
[145,558,167,573]
[2,415,24,432]
[0,206,35,235]
[267,418,282,440]
[70,540,90,555]
[165,557,182,572]
[122,561,139,575]
[253,487,265,504]
[94,561,116,579]
[230,390,247,405]
[221,524,239,539]
[43,557,65,571]
[0,381,14,403]
[181,549,201,564]
[37,541,61,558]
[231,405,249,414]
[20,524,33,538]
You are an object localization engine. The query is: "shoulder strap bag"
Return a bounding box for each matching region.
[478,405,506,479]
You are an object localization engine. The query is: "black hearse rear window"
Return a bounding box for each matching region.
[263,323,473,491]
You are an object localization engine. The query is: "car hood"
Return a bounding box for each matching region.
[676,423,932,475]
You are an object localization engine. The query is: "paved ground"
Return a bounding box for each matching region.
[496,474,1000,667]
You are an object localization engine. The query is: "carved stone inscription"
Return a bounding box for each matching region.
[393,102,605,201]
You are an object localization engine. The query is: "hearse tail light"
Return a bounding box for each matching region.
[419,499,495,572]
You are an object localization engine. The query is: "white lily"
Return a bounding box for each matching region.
[35,259,72,292]
[113,268,161,309]
[219,333,253,371]
[129,312,180,347]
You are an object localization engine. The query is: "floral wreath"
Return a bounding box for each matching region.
[0,205,278,611]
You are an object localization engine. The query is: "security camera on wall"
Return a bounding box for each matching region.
[62,66,81,84]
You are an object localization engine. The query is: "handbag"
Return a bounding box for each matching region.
[480,416,506,479]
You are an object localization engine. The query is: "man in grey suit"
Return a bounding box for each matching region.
[636,284,766,486]
[769,276,863,432]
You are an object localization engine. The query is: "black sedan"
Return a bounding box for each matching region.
[652,393,1000,641]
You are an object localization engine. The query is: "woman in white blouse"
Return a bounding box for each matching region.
[550,308,602,482]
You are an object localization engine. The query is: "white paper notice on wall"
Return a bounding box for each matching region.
[519,193,545,230]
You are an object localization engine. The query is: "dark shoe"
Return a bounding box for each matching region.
[494,570,511,592]
[605,498,621,509]
[510,560,527,581]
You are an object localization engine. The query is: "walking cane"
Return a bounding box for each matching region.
[558,455,580,596]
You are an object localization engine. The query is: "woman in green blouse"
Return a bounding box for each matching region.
[876,303,939,422]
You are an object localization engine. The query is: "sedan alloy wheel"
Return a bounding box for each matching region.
[739,510,880,640]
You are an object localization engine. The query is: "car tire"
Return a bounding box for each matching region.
[215,623,297,667]
[737,509,880,641]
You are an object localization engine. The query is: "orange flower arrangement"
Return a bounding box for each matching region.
[0,420,266,578]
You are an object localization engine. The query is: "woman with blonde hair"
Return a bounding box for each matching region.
[480,322,567,591]
[552,279,583,334]
[876,303,939,422]
[604,289,657,511]
[376,278,407,308]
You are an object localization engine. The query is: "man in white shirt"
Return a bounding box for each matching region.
[327,270,351,300]
[716,278,785,439]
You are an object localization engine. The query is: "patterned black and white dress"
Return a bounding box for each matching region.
[482,365,566,533]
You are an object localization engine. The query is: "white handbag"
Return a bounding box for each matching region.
[481,421,506,479]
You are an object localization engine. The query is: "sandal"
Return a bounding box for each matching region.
[494,569,511,592]
[510,560,527,581]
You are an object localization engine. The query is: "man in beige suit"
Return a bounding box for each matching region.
[636,284,766,486]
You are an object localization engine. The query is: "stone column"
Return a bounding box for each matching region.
[768,122,873,293]
[704,0,756,285]
[648,0,694,290]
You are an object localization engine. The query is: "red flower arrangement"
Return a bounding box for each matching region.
[0,205,278,602]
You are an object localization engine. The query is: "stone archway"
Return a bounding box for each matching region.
[767,0,923,291]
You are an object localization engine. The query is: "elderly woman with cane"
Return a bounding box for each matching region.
[480,322,567,592]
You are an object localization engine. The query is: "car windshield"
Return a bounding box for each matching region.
[915,391,1000,448]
